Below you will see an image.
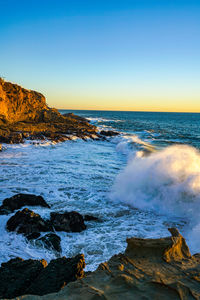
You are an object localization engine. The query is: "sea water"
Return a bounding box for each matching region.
[0,110,200,270]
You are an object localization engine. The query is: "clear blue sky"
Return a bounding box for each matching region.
[0,0,200,111]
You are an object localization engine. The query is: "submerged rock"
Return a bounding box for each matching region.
[6,208,52,235]
[50,211,86,232]
[84,214,99,222]
[0,193,50,214]
[18,228,200,300]
[100,130,119,137]
[36,233,62,254]
[0,254,85,298]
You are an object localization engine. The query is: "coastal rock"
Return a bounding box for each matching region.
[0,254,85,298]
[0,78,97,144]
[19,228,200,300]
[26,254,85,296]
[35,233,62,254]
[84,214,99,221]
[0,257,47,299]
[50,211,86,232]
[0,193,50,214]
[100,130,119,137]
[0,144,2,151]
[6,208,52,235]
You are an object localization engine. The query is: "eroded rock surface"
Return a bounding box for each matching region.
[18,228,200,300]
[0,78,98,143]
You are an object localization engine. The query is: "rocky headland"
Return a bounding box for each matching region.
[0,78,99,144]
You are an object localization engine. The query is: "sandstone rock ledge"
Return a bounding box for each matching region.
[11,228,200,300]
[0,78,98,144]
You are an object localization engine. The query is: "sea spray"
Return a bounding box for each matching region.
[110,144,200,250]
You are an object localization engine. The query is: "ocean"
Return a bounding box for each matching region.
[1,110,200,271]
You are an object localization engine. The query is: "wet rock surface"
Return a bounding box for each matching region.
[50,211,86,232]
[0,193,50,214]
[18,228,200,300]
[35,233,62,254]
[100,130,120,137]
[84,214,99,222]
[0,254,85,298]
[6,208,52,235]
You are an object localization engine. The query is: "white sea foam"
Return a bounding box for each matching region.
[111,144,200,252]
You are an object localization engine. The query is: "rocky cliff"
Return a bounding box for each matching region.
[0,78,98,144]
[16,228,200,300]
[0,78,48,122]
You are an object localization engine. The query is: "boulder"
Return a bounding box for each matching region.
[26,254,85,296]
[100,130,119,137]
[36,233,62,253]
[0,257,47,299]
[50,211,86,232]
[6,208,52,235]
[0,254,85,298]
[0,193,50,214]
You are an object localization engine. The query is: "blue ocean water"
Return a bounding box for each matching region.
[0,110,200,270]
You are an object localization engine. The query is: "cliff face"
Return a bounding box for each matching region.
[0,78,48,122]
[0,79,98,144]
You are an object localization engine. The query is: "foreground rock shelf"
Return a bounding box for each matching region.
[1,228,199,299]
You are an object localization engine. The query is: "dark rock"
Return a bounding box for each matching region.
[0,193,50,214]
[26,254,85,296]
[6,208,52,235]
[84,214,99,222]
[0,257,47,299]
[100,130,119,137]
[36,233,61,253]
[26,232,41,240]
[50,211,86,232]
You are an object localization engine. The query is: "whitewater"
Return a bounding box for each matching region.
[0,110,200,271]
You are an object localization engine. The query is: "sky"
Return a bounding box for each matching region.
[0,0,200,112]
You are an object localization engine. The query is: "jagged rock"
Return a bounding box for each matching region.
[0,144,2,151]
[0,78,97,144]
[0,193,50,214]
[36,233,62,253]
[0,254,85,298]
[100,130,119,137]
[6,208,52,235]
[50,211,86,232]
[26,254,85,296]
[19,228,200,300]
[84,214,99,222]
[0,257,47,299]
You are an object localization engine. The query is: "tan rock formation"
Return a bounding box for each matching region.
[16,228,200,300]
[0,78,98,143]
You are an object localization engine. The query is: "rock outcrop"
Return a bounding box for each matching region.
[50,211,86,232]
[6,208,52,235]
[0,193,50,214]
[0,78,98,143]
[17,228,200,300]
[0,254,85,299]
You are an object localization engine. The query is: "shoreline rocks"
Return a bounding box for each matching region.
[50,211,86,232]
[15,228,200,300]
[0,254,85,299]
[0,193,50,215]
